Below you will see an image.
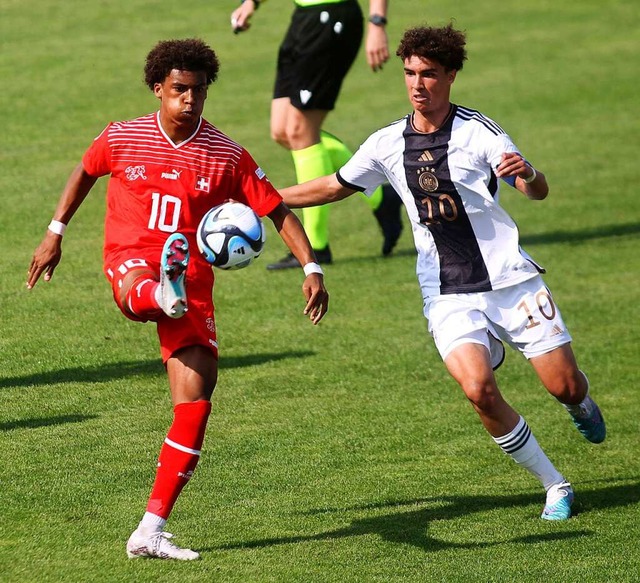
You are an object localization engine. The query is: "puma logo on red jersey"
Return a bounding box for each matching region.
[161,169,182,180]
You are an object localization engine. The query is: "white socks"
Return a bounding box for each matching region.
[138,511,166,534]
[493,416,564,491]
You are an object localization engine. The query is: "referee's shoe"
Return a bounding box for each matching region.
[267,246,332,271]
[374,184,403,256]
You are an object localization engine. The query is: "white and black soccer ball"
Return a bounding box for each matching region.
[196,201,266,270]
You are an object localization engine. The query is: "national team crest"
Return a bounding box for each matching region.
[125,165,147,181]
[195,175,211,193]
[418,168,439,192]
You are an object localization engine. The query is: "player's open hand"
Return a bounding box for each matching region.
[26,233,63,290]
[302,273,328,325]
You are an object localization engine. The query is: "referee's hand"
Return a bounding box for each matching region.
[230,2,254,34]
[366,25,390,71]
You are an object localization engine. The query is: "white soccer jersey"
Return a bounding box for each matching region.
[337,105,544,297]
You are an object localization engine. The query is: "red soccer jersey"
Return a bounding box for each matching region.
[82,112,282,264]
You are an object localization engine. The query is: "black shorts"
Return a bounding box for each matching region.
[273,0,363,111]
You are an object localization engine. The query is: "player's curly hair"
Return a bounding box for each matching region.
[144,38,220,89]
[396,24,467,71]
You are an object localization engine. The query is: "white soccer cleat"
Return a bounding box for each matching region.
[541,481,574,521]
[159,233,189,318]
[126,530,200,560]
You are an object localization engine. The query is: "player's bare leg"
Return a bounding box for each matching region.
[444,342,573,519]
[530,344,606,443]
[167,345,218,405]
[445,343,518,436]
[116,265,162,320]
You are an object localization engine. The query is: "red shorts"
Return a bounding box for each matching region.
[105,251,218,363]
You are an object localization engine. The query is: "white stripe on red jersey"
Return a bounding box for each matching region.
[83,112,281,264]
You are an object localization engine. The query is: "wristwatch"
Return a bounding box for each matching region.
[368,14,387,26]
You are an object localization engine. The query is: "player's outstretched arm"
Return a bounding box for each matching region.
[267,202,329,325]
[26,163,98,290]
[280,174,355,209]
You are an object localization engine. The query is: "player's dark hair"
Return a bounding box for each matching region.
[144,38,220,89]
[396,24,467,71]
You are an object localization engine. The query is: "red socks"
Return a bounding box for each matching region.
[146,400,212,519]
[126,276,160,318]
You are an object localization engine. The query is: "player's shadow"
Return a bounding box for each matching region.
[519,222,640,246]
[222,351,314,369]
[213,481,640,554]
[0,351,314,390]
[335,221,640,266]
[0,413,98,432]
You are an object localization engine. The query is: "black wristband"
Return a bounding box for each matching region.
[368,14,387,26]
[241,0,260,8]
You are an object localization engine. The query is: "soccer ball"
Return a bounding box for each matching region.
[196,201,266,270]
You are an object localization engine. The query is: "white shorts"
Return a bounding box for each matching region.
[423,275,572,367]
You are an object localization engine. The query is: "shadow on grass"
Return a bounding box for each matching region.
[0,413,98,432]
[331,222,640,266]
[0,351,314,389]
[519,222,640,246]
[214,480,640,553]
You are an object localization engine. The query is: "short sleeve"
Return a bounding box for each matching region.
[484,132,521,188]
[231,149,282,217]
[82,124,113,178]
[337,133,388,196]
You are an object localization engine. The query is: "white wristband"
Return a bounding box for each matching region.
[303,262,324,277]
[48,219,67,236]
[522,167,537,184]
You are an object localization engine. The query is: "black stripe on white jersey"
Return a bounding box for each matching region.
[456,105,507,136]
[402,107,492,293]
[458,106,500,198]
[336,170,366,192]
[488,169,498,198]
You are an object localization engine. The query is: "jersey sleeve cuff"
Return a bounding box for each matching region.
[255,194,283,217]
[336,171,366,192]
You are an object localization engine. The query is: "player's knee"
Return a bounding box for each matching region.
[462,378,502,413]
[169,345,218,401]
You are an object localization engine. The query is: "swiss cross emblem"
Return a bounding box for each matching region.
[195,175,211,192]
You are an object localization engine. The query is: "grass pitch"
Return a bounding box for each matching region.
[1,1,639,581]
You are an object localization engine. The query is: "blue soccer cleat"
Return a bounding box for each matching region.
[568,396,606,444]
[541,482,574,521]
[159,233,189,318]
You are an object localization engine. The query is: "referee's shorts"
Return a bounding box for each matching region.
[274,0,364,111]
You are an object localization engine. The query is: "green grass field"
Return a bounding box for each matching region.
[1,0,639,581]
